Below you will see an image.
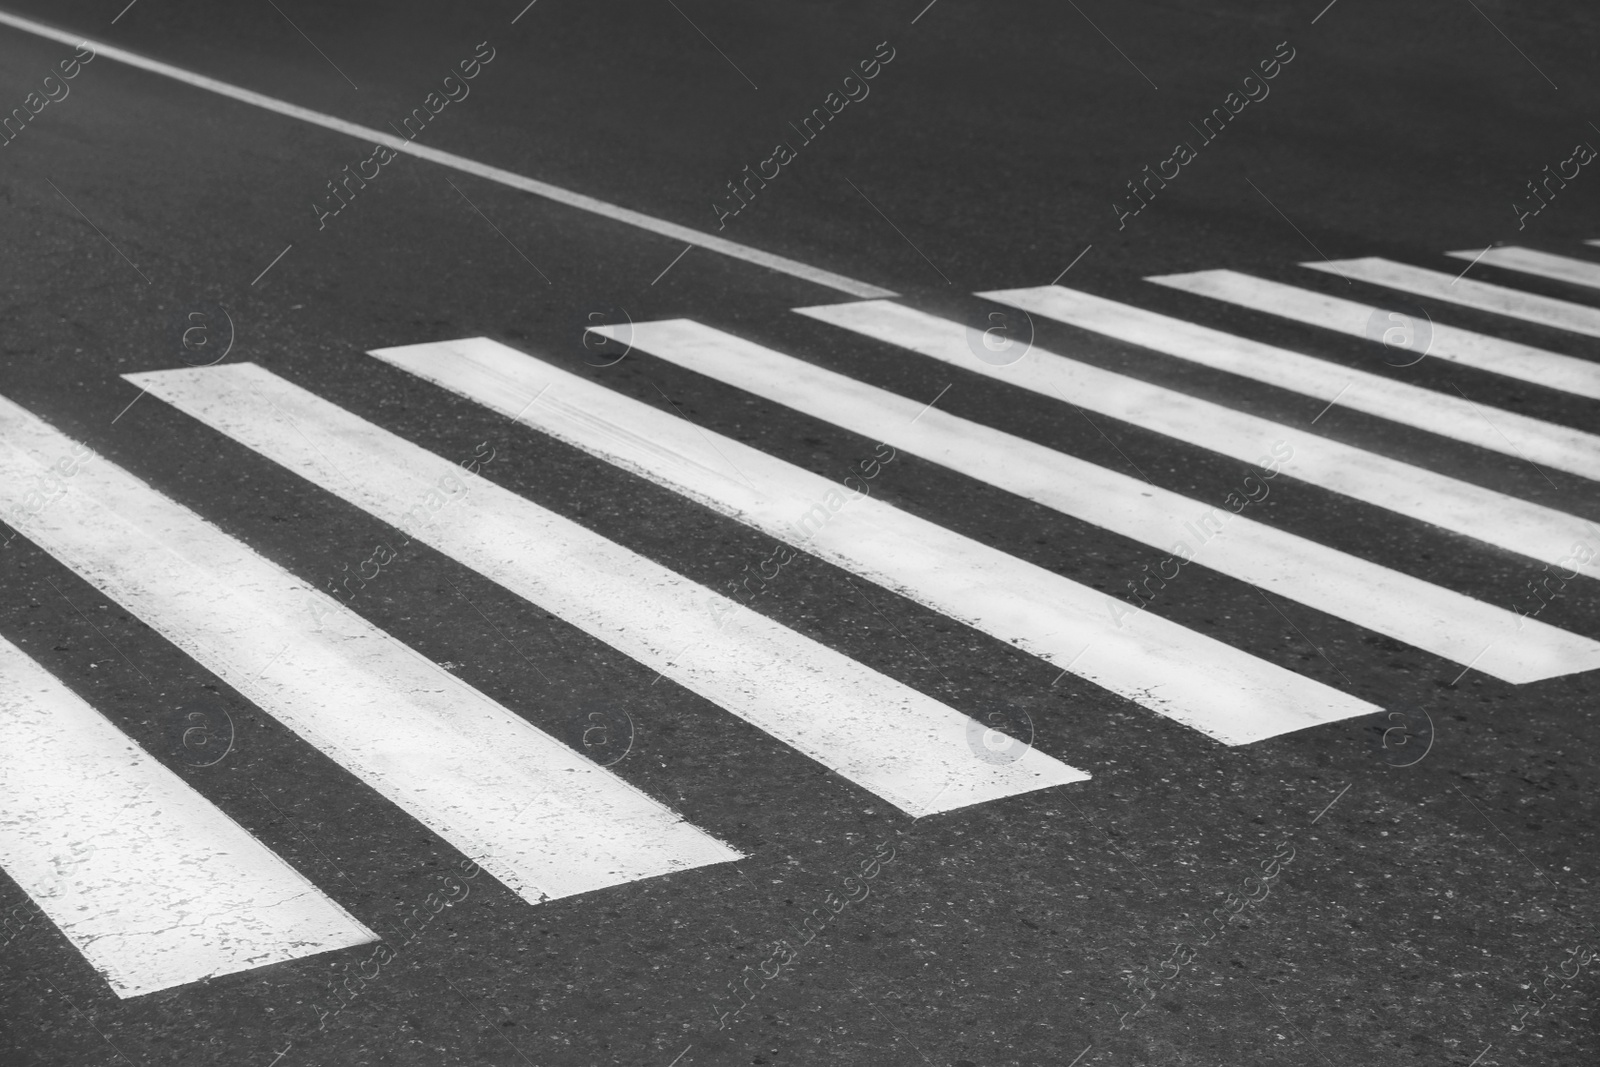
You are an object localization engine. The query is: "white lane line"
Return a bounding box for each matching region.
[1447,245,1600,292]
[1147,269,1600,401]
[372,337,1381,747]
[129,364,1088,817]
[605,318,1600,685]
[0,394,740,905]
[982,285,1600,482]
[792,300,1600,584]
[0,8,894,301]
[1307,257,1600,339]
[0,634,376,998]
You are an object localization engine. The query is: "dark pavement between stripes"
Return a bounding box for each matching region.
[0,2,1598,1066]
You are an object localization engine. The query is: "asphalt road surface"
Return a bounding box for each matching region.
[1,2,1599,1066]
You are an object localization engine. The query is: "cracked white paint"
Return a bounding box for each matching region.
[127,363,1088,815]
[369,337,1376,745]
[0,394,742,919]
[0,635,375,998]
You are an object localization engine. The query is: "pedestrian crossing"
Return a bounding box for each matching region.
[124,361,1089,818]
[1446,246,1600,293]
[1308,256,1600,339]
[0,391,742,943]
[589,317,1600,685]
[980,285,1600,479]
[797,300,1599,581]
[3,237,1597,999]
[370,336,1378,743]
[1144,269,1600,400]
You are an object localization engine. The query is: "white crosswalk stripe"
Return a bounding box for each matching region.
[1146,269,1600,401]
[0,392,741,920]
[794,300,1600,583]
[982,285,1600,481]
[1446,246,1600,291]
[0,633,376,998]
[604,317,1600,684]
[126,363,1088,817]
[374,336,1380,746]
[1309,257,1600,338]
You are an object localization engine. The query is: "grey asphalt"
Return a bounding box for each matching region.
[1,2,1598,1066]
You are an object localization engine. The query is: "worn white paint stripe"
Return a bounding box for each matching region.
[373,337,1380,746]
[1309,257,1600,339]
[128,364,1087,816]
[0,635,375,998]
[793,300,1600,584]
[983,286,1600,482]
[1147,270,1600,401]
[607,318,1600,685]
[0,395,740,905]
[1447,246,1600,292]
[0,9,893,301]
